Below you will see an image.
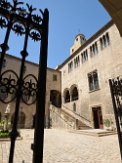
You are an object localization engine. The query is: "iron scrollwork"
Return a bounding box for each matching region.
[112,77,122,97]
[0,0,12,11]
[0,15,8,28]
[22,74,38,105]
[0,0,44,40]
[0,0,49,163]
[0,70,18,103]
[12,21,26,35]
[0,70,38,105]
[29,28,41,41]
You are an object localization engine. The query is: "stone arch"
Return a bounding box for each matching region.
[11,111,26,128]
[50,90,61,107]
[70,85,79,101]
[63,89,70,103]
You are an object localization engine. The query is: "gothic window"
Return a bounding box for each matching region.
[100,32,110,50]
[95,42,98,53]
[74,56,80,68]
[106,32,110,45]
[88,70,99,91]
[64,90,70,103]
[90,42,98,57]
[68,61,73,73]
[71,86,78,101]
[81,49,88,63]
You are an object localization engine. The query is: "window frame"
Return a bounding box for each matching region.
[88,70,99,92]
[53,74,57,81]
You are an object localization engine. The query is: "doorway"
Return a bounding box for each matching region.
[92,107,103,129]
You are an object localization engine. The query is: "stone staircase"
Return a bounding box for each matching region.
[50,104,92,130]
[62,105,92,129]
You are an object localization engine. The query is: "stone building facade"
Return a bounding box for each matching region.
[0,55,61,128]
[0,20,122,130]
[55,20,122,129]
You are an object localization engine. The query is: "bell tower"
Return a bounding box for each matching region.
[70,34,86,55]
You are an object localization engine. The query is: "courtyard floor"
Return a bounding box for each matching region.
[0,129,121,163]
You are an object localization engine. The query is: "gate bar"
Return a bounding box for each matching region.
[32,9,49,163]
[109,79,122,160]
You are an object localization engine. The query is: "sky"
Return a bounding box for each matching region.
[0,0,111,68]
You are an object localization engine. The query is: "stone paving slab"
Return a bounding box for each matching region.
[0,129,121,163]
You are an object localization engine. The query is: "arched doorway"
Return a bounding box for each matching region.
[50,90,61,107]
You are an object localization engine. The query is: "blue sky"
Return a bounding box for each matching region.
[1,0,111,68]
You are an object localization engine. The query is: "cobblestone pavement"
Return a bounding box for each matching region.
[0,129,121,163]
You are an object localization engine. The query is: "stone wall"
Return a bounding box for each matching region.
[0,55,61,128]
[59,23,122,129]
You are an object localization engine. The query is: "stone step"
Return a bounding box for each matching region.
[69,129,117,137]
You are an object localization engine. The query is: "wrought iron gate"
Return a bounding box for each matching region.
[0,0,49,163]
[109,77,122,160]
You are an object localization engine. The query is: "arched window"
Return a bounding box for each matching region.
[71,86,78,101]
[64,89,70,103]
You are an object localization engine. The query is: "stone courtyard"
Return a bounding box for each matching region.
[0,129,121,163]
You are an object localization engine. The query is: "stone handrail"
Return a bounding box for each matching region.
[50,105,75,129]
[62,105,92,128]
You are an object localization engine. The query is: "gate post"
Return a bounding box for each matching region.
[32,9,49,163]
[109,79,122,160]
